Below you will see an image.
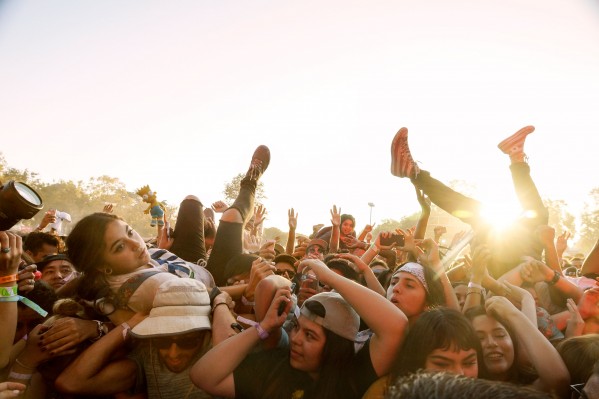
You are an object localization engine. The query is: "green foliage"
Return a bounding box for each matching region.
[544,199,576,237]
[578,188,599,254]
[223,173,266,204]
[0,160,172,238]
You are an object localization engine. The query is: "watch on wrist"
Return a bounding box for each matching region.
[547,270,561,286]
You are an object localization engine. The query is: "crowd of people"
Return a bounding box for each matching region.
[1,126,598,399]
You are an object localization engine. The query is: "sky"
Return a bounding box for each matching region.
[1,0,598,242]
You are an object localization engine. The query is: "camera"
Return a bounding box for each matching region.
[380,233,405,247]
[0,181,43,230]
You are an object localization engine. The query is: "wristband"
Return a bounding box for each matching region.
[467,282,484,290]
[0,285,18,297]
[241,295,255,307]
[121,322,131,341]
[0,274,18,284]
[237,316,269,340]
[9,371,33,380]
[547,270,561,286]
[369,244,380,253]
[0,287,48,317]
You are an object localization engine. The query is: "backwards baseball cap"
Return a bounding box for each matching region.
[301,292,367,343]
[130,279,211,338]
[36,254,71,272]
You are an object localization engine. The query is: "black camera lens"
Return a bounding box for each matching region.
[0,181,44,230]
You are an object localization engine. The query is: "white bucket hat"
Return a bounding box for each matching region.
[130,278,211,338]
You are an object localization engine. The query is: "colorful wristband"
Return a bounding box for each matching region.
[0,285,18,297]
[9,371,33,380]
[0,287,48,317]
[0,274,18,284]
[237,316,269,340]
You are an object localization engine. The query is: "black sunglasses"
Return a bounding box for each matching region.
[152,336,200,350]
[275,269,296,279]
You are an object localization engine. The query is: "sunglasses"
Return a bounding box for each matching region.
[152,336,201,350]
[275,269,296,279]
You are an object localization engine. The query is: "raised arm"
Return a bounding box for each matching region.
[0,232,22,369]
[536,225,562,274]
[417,238,460,311]
[55,314,145,396]
[336,252,385,297]
[329,205,341,254]
[485,296,570,396]
[500,258,582,303]
[413,187,431,240]
[190,286,291,398]
[285,208,297,255]
[304,258,408,376]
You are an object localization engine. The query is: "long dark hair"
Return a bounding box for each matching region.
[392,261,446,308]
[391,307,486,379]
[464,306,529,383]
[263,300,356,399]
[66,212,121,301]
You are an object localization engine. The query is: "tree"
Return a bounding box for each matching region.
[544,199,576,237]
[222,173,266,205]
[578,187,599,254]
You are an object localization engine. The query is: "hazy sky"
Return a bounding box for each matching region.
[1,1,598,241]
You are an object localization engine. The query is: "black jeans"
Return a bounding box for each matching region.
[413,162,548,278]
[206,177,257,286]
[169,197,207,264]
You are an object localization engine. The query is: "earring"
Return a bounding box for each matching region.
[104,267,113,275]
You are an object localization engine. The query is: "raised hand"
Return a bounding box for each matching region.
[288,208,298,230]
[415,187,431,214]
[330,205,341,227]
[211,200,229,213]
[254,204,267,226]
[519,258,552,284]
[535,225,556,246]
[17,264,38,294]
[565,298,585,338]
[258,240,276,261]
[555,231,571,255]
[243,257,276,302]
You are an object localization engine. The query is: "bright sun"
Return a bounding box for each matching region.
[479,200,522,232]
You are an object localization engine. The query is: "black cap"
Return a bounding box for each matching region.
[36,254,70,271]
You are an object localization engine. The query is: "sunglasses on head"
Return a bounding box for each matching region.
[152,335,201,350]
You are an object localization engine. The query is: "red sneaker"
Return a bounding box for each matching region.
[246,145,270,181]
[391,127,420,178]
[497,126,535,156]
